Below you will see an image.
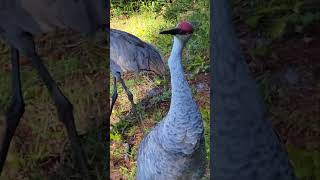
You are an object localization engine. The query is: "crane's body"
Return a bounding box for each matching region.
[110,29,165,114]
[137,119,205,179]
[0,0,107,178]
[136,22,206,180]
[211,1,296,180]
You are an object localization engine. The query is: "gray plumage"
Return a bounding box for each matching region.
[211,1,296,180]
[110,29,165,114]
[0,0,106,178]
[136,22,206,180]
[0,0,106,36]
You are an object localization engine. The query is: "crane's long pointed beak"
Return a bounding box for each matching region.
[160,28,181,35]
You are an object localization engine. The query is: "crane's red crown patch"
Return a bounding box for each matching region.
[177,21,193,33]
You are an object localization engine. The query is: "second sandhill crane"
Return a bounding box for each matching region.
[136,21,206,179]
[110,29,165,114]
[0,0,106,178]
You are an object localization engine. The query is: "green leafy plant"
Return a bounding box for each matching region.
[186,55,210,74]
[239,0,320,39]
[111,0,170,17]
[287,145,320,180]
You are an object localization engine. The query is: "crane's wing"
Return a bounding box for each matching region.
[111,29,147,48]
[110,29,165,75]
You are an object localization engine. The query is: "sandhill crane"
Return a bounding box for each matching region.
[0,0,106,178]
[211,1,296,180]
[110,29,165,115]
[136,21,206,180]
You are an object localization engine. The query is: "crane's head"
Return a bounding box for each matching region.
[160,21,193,42]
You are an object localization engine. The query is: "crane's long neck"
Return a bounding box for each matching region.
[167,36,195,115]
[212,1,295,179]
[158,36,203,155]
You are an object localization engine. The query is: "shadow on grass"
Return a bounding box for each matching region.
[112,86,168,134]
[48,115,109,180]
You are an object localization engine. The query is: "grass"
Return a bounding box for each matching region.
[0,31,108,179]
[287,145,320,179]
[110,0,210,179]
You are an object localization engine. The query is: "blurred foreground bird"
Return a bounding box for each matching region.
[110,29,165,115]
[136,21,206,180]
[211,1,296,180]
[0,0,106,178]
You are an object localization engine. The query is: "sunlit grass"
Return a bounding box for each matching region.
[111,11,174,56]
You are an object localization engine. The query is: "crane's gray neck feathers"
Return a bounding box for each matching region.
[168,36,194,108]
[158,36,203,155]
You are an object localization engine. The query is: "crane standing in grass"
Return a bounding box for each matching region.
[211,0,296,180]
[136,21,206,180]
[0,0,106,178]
[110,29,165,115]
